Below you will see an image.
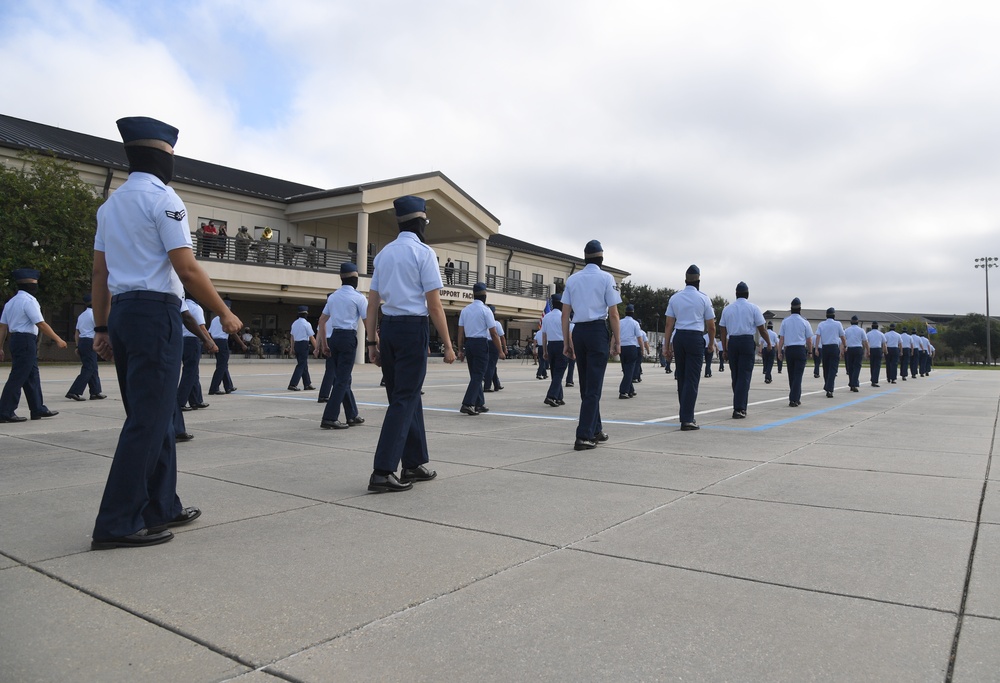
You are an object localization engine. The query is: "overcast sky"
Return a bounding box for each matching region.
[3,0,999,314]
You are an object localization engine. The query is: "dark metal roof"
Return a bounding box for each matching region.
[0,114,321,201]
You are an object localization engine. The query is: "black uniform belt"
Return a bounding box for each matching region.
[382,315,427,322]
[112,291,181,307]
[728,334,754,339]
[574,319,607,327]
[10,332,37,337]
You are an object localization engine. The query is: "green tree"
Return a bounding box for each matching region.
[711,295,729,327]
[941,313,1000,364]
[619,280,675,334]
[0,152,103,312]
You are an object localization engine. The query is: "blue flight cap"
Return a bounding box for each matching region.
[826,308,836,318]
[685,264,700,283]
[340,262,358,276]
[394,195,426,222]
[12,268,40,281]
[791,297,801,308]
[851,315,859,323]
[116,116,179,149]
[488,304,496,313]
[625,303,634,313]
[297,305,309,313]
[584,240,603,255]
[889,323,896,330]
[550,293,562,303]
[736,281,749,295]
[473,282,487,293]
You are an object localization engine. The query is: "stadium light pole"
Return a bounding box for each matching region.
[975,257,997,366]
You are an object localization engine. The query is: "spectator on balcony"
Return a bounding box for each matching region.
[306,240,318,268]
[214,225,228,258]
[444,258,455,285]
[283,237,296,266]
[235,226,252,261]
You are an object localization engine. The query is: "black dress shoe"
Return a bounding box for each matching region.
[850,387,859,393]
[619,393,631,399]
[544,397,558,407]
[191,402,210,409]
[208,391,224,395]
[30,410,59,420]
[180,406,193,412]
[400,464,437,483]
[321,420,349,430]
[494,385,504,391]
[483,388,494,393]
[628,392,636,398]
[460,405,479,416]
[826,391,834,398]
[565,381,574,387]
[66,393,86,401]
[318,397,329,403]
[90,393,107,400]
[347,416,365,426]
[304,385,316,390]
[0,414,27,423]
[176,432,195,441]
[555,399,565,406]
[91,528,174,550]
[225,387,237,393]
[368,472,412,493]
[788,401,800,407]
[733,410,746,419]
[149,507,202,532]
[475,405,489,413]
[814,373,820,378]
[634,378,642,383]
[288,386,301,391]
[680,422,700,431]
[594,431,609,443]
[574,438,597,451]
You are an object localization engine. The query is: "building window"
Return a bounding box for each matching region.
[457,260,470,285]
[553,276,564,293]
[532,273,543,297]
[507,269,521,294]
[486,265,497,289]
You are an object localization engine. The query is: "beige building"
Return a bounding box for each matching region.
[0,114,628,362]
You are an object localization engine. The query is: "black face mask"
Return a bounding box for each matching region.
[18,283,39,296]
[584,256,604,268]
[125,146,175,184]
[474,294,487,303]
[342,277,359,290]
[399,217,428,243]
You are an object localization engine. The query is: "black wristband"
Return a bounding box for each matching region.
[94,326,109,333]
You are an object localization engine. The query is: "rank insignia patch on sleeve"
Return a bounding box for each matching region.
[165,209,186,221]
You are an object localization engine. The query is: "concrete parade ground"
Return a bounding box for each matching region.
[1,357,998,682]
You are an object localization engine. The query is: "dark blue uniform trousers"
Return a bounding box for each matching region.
[93,296,183,539]
[566,359,575,384]
[572,320,609,440]
[900,348,911,378]
[373,316,430,473]
[727,335,755,412]
[486,342,501,390]
[822,345,841,393]
[784,345,807,403]
[289,340,312,388]
[761,347,775,381]
[885,348,899,382]
[69,336,103,397]
[910,350,920,378]
[673,329,705,425]
[462,338,489,407]
[321,330,360,422]
[869,348,883,384]
[173,336,202,435]
[845,347,864,388]
[0,332,48,418]
[618,344,640,396]
[209,338,234,393]
[545,341,567,401]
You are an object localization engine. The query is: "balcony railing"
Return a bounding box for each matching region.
[192,233,362,273]
[441,267,550,301]
[191,234,550,300]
